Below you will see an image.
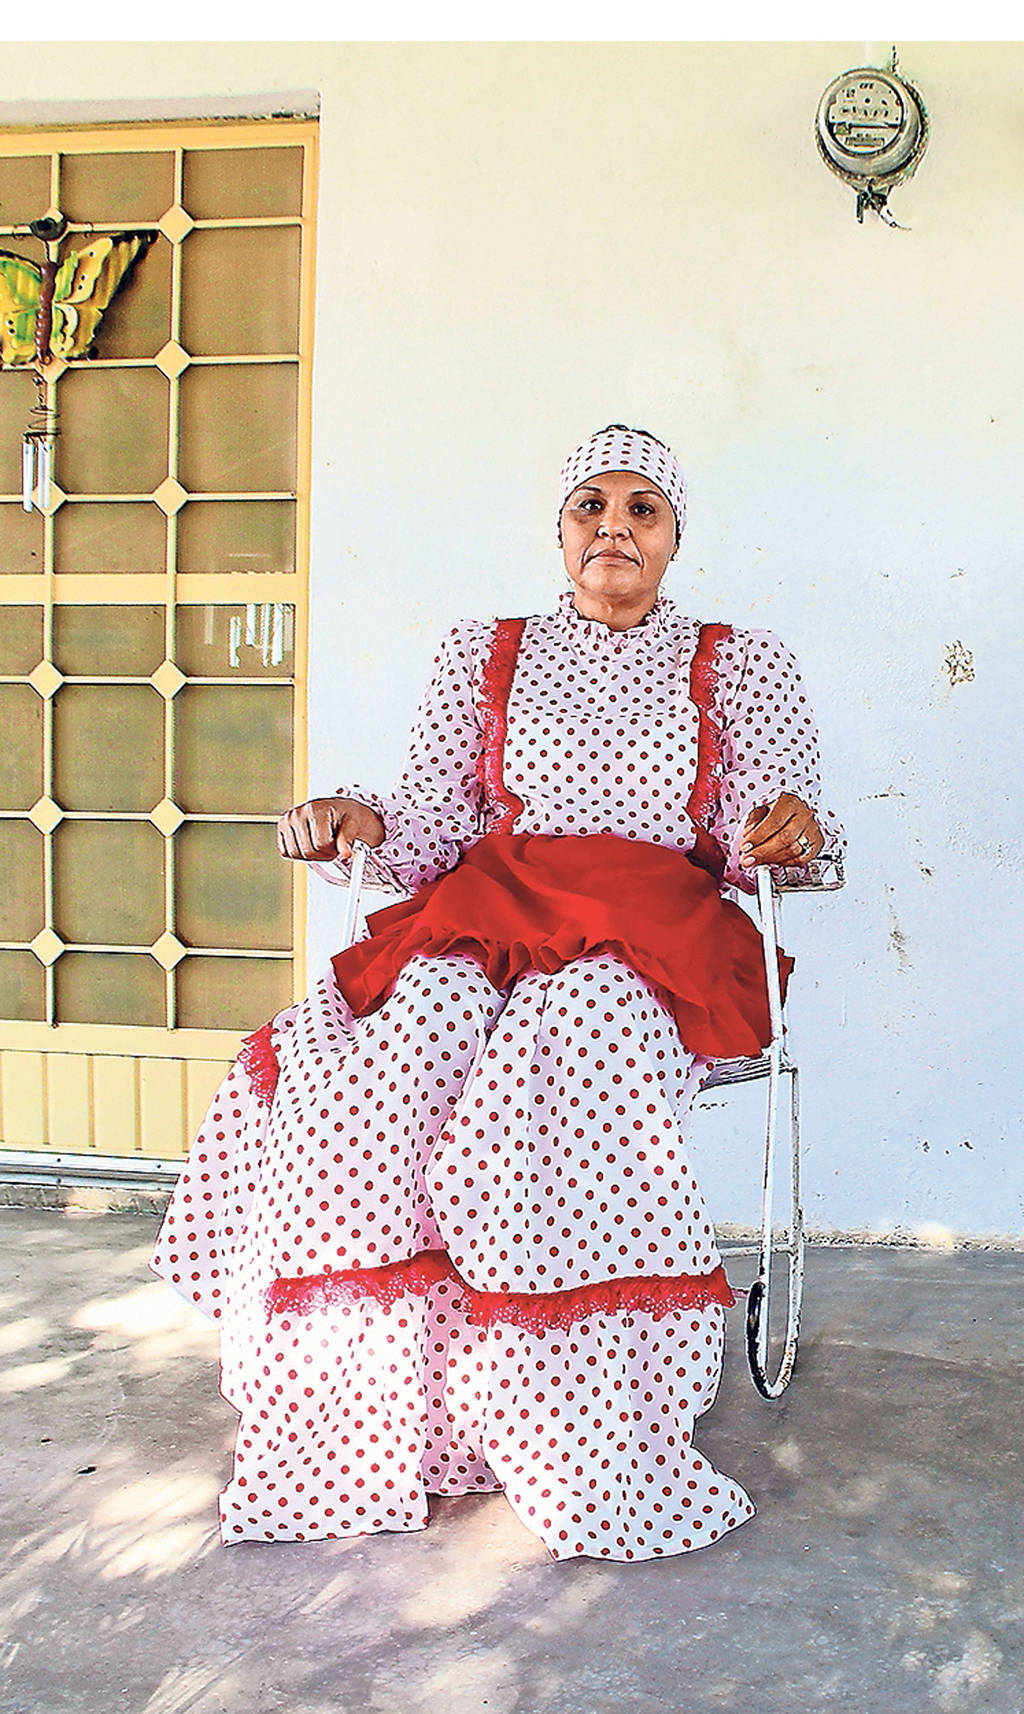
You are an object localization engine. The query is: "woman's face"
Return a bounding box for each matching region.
[560,469,677,624]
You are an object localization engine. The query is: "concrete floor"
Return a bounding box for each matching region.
[0,1206,1022,1714]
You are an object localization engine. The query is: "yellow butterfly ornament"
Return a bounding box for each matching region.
[1,219,155,510]
[0,229,154,367]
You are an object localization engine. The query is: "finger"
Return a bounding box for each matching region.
[789,821,825,865]
[303,805,359,862]
[277,803,315,859]
[296,806,332,861]
[742,802,770,837]
[280,817,307,861]
[304,803,340,859]
[742,816,823,868]
[741,797,800,854]
[276,807,296,856]
[742,833,803,868]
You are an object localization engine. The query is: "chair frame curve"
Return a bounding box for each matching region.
[701,853,844,1398]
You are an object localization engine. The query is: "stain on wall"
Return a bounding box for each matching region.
[943,641,975,686]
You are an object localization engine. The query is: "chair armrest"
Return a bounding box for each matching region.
[773,850,845,894]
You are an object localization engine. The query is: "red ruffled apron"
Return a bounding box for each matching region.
[331,616,788,1060]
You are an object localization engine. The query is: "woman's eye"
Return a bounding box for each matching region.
[632,503,654,517]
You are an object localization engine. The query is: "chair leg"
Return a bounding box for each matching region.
[745,1064,805,1399]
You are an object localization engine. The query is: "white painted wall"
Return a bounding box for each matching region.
[5,41,1022,1236]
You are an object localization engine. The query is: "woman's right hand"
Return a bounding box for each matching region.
[276,797,386,862]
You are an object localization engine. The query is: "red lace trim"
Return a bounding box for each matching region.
[463,1265,735,1330]
[686,621,732,829]
[266,1249,735,1331]
[477,617,527,832]
[238,1019,280,1108]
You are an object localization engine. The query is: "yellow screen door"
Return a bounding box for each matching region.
[0,118,317,1181]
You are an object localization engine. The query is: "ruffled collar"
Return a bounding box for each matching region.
[552,588,679,652]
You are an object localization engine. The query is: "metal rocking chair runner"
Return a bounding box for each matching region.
[334,842,844,1401]
[700,853,845,1398]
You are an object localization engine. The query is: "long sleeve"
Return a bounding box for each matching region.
[336,623,486,892]
[709,628,844,892]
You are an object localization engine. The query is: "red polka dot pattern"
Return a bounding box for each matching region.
[431,953,721,1293]
[151,596,839,1560]
[152,949,752,1557]
[337,592,839,896]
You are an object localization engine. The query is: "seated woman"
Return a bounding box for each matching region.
[152,424,841,1562]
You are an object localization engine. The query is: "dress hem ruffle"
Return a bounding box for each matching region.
[265,1248,735,1332]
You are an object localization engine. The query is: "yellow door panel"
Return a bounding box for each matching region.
[92,1056,140,1158]
[1,1051,47,1148]
[0,119,316,1167]
[47,1053,92,1151]
[138,1058,187,1158]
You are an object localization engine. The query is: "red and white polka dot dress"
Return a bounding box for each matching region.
[152,593,839,1560]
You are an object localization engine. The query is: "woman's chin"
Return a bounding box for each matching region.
[572,575,659,616]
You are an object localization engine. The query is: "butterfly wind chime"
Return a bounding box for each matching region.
[0,214,154,510]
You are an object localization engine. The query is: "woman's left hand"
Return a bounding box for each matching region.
[739,793,824,869]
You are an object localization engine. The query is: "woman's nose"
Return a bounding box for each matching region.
[597,509,631,537]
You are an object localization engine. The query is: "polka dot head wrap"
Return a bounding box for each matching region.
[557,424,687,544]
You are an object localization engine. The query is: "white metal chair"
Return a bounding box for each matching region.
[700,854,845,1397]
[334,844,845,1400]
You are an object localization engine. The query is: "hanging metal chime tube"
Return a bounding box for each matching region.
[22,438,35,512]
[36,437,52,511]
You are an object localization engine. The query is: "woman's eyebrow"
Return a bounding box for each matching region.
[574,484,663,497]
